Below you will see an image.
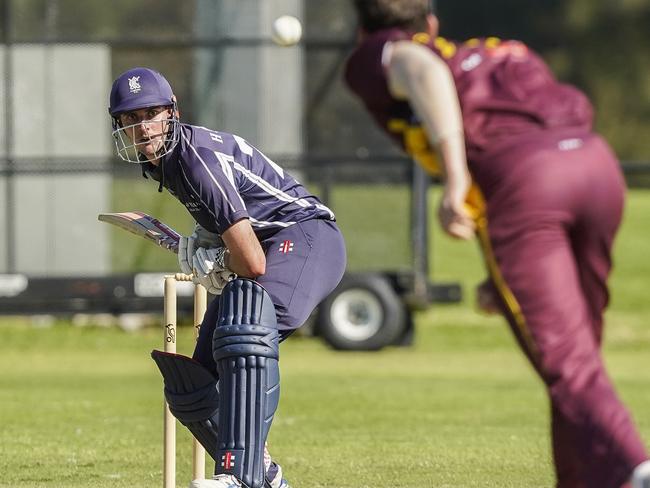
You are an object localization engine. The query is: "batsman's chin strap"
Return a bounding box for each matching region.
[155,140,169,193]
[139,160,165,193]
[140,161,150,180]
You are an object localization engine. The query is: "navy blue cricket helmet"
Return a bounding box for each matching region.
[108,67,180,163]
[109,67,175,116]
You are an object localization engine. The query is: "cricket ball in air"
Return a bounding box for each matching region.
[271,15,302,46]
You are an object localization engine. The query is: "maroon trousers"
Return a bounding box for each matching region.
[478,133,647,488]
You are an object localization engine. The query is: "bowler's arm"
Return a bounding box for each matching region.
[385,41,467,186]
[385,41,475,239]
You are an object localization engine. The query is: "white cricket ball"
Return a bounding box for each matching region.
[271,15,302,47]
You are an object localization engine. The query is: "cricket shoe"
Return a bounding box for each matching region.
[264,444,290,488]
[264,461,291,488]
[188,472,290,488]
[188,474,241,488]
[188,471,290,488]
[188,445,290,488]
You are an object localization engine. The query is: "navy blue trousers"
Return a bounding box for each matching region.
[192,219,346,372]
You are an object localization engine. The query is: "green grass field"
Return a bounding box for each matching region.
[1,189,649,487]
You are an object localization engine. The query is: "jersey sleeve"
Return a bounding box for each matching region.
[179,146,249,234]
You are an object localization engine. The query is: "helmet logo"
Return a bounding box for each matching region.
[128,76,141,94]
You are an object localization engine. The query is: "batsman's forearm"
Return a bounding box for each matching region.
[220,220,266,278]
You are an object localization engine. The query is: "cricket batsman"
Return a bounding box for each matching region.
[108,67,346,488]
[344,1,650,486]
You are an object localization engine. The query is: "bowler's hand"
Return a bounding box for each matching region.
[438,188,475,240]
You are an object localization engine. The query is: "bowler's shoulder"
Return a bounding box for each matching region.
[345,29,409,89]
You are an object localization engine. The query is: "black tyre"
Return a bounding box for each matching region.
[317,273,407,351]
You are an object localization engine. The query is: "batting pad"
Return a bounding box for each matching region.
[151,351,220,459]
[212,279,280,488]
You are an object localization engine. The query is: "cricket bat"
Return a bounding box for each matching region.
[98,211,181,254]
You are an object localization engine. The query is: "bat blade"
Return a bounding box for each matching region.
[98,211,181,254]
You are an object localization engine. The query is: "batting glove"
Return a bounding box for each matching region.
[178,223,223,275]
[192,246,236,295]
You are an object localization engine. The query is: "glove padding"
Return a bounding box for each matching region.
[178,224,223,275]
[193,268,235,295]
[192,246,236,295]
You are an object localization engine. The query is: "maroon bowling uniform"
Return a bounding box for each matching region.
[346,30,647,488]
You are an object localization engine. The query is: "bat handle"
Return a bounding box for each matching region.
[174,273,194,282]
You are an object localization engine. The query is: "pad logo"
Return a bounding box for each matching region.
[221,452,236,470]
[128,76,141,93]
[278,240,294,254]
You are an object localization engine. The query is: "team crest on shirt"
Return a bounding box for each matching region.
[279,240,294,254]
[128,76,141,93]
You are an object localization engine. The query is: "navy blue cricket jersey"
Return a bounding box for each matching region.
[142,123,335,236]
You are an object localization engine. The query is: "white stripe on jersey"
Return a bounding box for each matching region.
[233,135,285,178]
[233,135,253,155]
[232,162,335,219]
[214,151,237,190]
[179,165,219,220]
[258,152,285,179]
[315,203,335,219]
[183,134,246,212]
[249,217,295,229]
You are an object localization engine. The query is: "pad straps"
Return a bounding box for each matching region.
[212,279,280,488]
[151,351,220,458]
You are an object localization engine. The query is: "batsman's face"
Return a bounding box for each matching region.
[118,106,171,159]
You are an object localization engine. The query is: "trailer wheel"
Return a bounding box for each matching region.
[317,273,407,351]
